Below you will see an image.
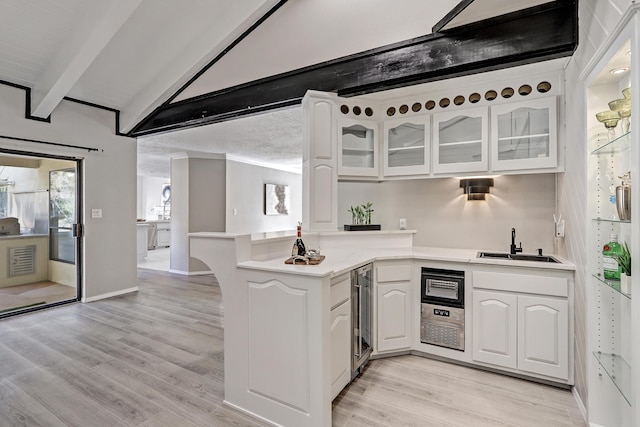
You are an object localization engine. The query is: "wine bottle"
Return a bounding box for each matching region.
[295,222,306,256]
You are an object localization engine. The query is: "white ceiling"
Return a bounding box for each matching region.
[0,0,557,178]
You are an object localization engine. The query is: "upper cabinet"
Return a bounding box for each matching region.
[338,118,378,177]
[433,107,489,174]
[383,116,430,176]
[490,97,557,171]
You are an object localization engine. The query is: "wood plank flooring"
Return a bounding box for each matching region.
[0,269,585,426]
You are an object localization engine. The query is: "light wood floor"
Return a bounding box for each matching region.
[0,269,585,426]
[0,281,77,314]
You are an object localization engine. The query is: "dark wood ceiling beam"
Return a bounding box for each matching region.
[129,0,577,137]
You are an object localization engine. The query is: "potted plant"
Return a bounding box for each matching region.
[614,241,632,294]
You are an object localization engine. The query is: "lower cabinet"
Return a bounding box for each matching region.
[472,288,569,380]
[330,300,351,400]
[377,282,412,352]
[156,228,171,247]
[517,295,569,379]
[374,263,413,353]
[330,275,352,400]
[472,290,518,369]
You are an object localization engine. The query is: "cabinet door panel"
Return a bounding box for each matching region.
[383,116,430,176]
[377,283,412,352]
[472,290,517,369]
[433,107,488,174]
[490,96,557,171]
[338,118,378,177]
[517,295,568,380]
[331,300,351,400]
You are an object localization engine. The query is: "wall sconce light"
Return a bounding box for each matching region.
[460,178,494,200]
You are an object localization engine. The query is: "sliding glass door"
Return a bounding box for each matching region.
[49,168,76,264]
[0,149,81,318]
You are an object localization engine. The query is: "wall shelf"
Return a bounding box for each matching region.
[593,274,631,299]
[593,351,633,406]
[591,132,631,155]
[592,218,632,224]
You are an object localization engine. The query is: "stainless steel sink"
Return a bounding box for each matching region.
[477,252,559,263]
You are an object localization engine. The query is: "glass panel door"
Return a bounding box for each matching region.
[49,168,76,264]
[490,97,557,171]
[338,118,378,177]
[0,151,80,318]
[383,116,430,176]
[433,107,488,174]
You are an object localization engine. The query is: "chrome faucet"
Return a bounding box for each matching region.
[510,228,523,255]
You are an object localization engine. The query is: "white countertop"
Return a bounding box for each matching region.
[237,246,576,278]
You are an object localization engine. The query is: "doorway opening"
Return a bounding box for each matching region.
[0,149,81,318]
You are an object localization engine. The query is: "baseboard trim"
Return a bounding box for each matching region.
[82,286,138,302]
[572,387,588,425]
[168,269,213,276]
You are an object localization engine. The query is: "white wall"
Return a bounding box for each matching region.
[558,0,631,411]
[170,155,226,274]
[137,175,170,219]
[339,174,556,253]
[0,84,137,300]
[226,160,302,234]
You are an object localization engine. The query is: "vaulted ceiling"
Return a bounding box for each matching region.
[0,0,576,176]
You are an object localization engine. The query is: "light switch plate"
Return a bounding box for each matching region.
[399,218,407,230]
[91,209,102,219]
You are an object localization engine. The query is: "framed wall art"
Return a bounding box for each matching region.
[264,183,290,215]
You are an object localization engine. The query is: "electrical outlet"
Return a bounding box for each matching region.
[91,209,102,219]
[399,218,407,230]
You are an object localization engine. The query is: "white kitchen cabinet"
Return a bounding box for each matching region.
[330,298,351,400]
[472,270,571,381]
[490,96,557,171]
[472,290,517,369]
[433,106,488,174]
[338,118,379,177]
[156,226,171,247]
[518,295,568,379]
[377,282,412,352]
[375,263,412,353]
[383,116,430,176]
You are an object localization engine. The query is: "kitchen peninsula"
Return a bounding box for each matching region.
[190,230,575,427]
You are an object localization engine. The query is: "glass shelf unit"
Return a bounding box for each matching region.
[593,274,631,299]
[591,132,631,155]
[593,218,632,224]
[593,351,633,406]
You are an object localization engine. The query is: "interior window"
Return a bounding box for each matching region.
[49,168,76,264]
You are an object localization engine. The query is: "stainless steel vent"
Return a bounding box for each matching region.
[8,245,36,277]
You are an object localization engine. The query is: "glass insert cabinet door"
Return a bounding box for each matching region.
[383,116,430,176]
[338,118,378,177]
[433,107,489,174]
[490,97,557,171]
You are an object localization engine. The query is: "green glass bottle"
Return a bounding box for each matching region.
[602,234,623,280]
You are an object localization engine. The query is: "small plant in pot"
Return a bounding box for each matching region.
[613,241,632,294]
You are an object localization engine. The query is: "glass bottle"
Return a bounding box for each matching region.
[602,234,623,280]
[294,222,306,256]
